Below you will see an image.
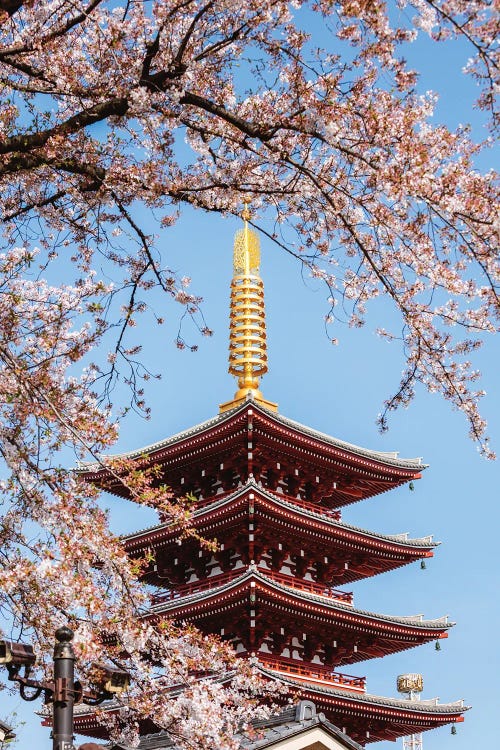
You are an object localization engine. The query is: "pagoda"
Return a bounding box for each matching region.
[77,208,467,745]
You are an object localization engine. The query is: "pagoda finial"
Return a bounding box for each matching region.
[219,201,277,413]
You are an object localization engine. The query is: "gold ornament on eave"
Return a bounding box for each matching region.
[219,200,277,413]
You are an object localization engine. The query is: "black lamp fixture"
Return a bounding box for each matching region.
[0,627,130,750]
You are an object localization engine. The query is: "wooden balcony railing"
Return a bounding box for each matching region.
[258,654,366,692]
[272,493,342,520]
[194,487,342,520]
[152,569,242,604]
[152,567,353,606]
[265,570,353,604]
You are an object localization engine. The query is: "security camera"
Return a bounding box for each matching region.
[0,640,36,668]
[88,663,130,696]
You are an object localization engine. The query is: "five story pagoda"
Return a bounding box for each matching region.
[78,208,467,745]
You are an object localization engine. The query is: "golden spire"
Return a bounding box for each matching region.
[219,201,277,413]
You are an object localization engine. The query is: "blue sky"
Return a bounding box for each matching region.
[2,7,499,750]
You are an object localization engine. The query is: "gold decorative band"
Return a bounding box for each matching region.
[229,276,268,386]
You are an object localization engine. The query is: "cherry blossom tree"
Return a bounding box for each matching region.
[0,1,498,747]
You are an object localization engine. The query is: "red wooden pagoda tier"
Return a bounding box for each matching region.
[124,480,437,587]
[82,400,425,508]
[146,564,451,666]
[68,669,465,746]
[76,398,467,745]
[253,665,466,745]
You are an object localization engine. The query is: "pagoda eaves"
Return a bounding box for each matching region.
[81,399,424,509]
[147,566,451,667]
[123,481,437,586]
[67,670,467,746]
[255,666,467,745]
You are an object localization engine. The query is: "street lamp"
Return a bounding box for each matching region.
[0,626,130,750]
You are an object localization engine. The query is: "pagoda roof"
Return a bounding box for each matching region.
[69,675,467,745]
[108,701,365,750]
[123,480,437,554]
[80,399,424,494]
[257,665,467,715]
[149,566,452,636]
[242,701,365,750]
[69,681,467,720]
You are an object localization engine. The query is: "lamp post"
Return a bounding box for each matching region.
[0,627,130,750]
[52,626,76,750]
